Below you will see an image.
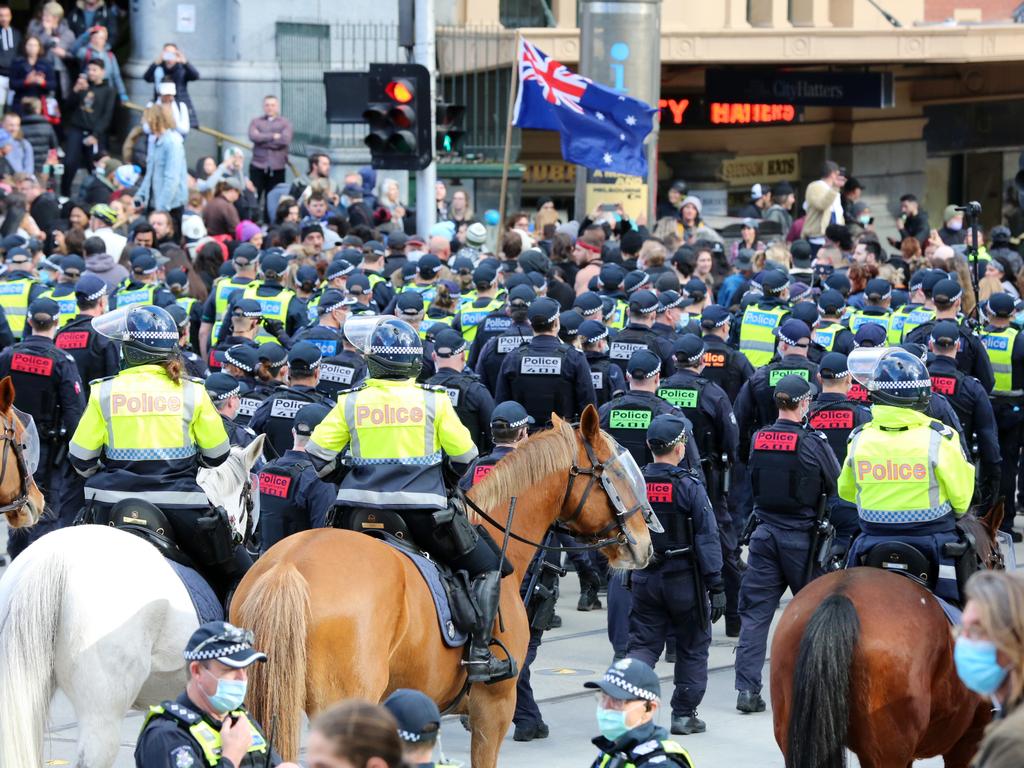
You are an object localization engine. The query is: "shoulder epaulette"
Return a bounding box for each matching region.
[155,699,201,726]
[417,383,448,393]
[187,376,205,384]
[88,374,118,386]
[336,382,368,396]
[929,420,955,439]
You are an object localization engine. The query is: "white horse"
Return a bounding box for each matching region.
[0,434,265,768]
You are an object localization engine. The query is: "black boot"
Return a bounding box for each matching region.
[577,570,603,611]
[464,571,518,684]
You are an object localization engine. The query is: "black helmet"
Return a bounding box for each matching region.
[866,348,931,410]
[93,305,179,368]
[345,316,423,380]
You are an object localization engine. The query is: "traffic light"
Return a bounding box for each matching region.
[436,102,466,156]
[362,63,432,171]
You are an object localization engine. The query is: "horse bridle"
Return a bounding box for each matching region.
[0,412,31,515]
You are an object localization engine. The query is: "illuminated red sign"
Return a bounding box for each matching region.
[658,98,798,127]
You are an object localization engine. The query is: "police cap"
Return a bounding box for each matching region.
[761,270,788,295]
[559,310,583,337]
[383,688,441,744]
[508,284,536,306]
[921,270,948,298]
[987,292,1016,318]
[396,291,426,316]
[598,263,625,290]
[217,344,259,373]
[326,260,354,280]
[164,303,189,328]
[628,289,659,315]
[257,342,288,369]
[233,243,258,266]
[472,262,498,287]
[865,278,892,301]
[28,296,59,321]
[818,352,850,379]
[657,290,688,312]
[930,319,961,347]
[584,657,661,702]
[130,251,158,275]
[932,279,962,306]
[627,348,661,379]
[645,413,688,453]
[683,278,707,300]
[673,334,705,364]
[774,318,811,346]
[346,274,371,295]
[574,291,604,317]
[232,298,263,318]
[183,621,266,668]
[205,372,241,403]
[75,273,109,301]
[433,328,466,358]
[853,323,887,348]
[817,289,846,314]
[288,341,323,372]
[774,374,816,404]
[789,302,819,328]
[491,400,534,429]
[418,253,443,279]
[579,319,609,345]
[527,296,560,324]
[59,254,85,276]
[165,269,188,289]
[623,270,651,295]
[825,273,851,296]
[317,288,347,314]
[790,239,813,268]
[700,304,731,329]
[294,403,331,436]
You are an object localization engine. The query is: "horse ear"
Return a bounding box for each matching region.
[0,377,13,413]
[580,403,600,441]
[242,433,265,471]
[982,500,1005,538]
[551,413,563,429]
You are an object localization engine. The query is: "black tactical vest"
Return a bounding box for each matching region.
[749,424,822,511]
[643,465,694,556]
[509,341,574,427]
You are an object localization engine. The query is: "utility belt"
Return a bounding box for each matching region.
[648,545,695,569]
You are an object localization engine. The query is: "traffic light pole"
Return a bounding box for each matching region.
[414,0,437,235]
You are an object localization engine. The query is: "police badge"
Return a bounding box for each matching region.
[171,746,195,768]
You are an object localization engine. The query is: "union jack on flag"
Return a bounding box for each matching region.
[515,38,587,122]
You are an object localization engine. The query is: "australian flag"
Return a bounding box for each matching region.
[512,37,656,178]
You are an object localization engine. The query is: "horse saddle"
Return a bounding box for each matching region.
[91,498,196,570]
[863,541,935,588]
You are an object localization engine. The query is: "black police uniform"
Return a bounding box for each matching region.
[699,333,754,403]
[230,373,273,428]
[134,691,282,768]
[982,320,1024,531]
[495,335,596,428]
[181,349,209,379]
[629,460,723,723]
[0,333,86,554]
[589,720,694,768]
[426,368,496,453]
[474,320,533,394]
[291,325,369,399]
[258,448,336,552]
[607,323,675,378]
[221,411,257,448]
[905,318,996,393]
[467,309,516,368]
[55,313,120,400]
[248,385,335,459]
[598,391,701,470]
[586,350,627,407]
[734,355,819,450]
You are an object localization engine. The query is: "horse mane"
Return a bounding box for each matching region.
[470,420,577,512]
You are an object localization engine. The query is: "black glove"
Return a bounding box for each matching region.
[709,587,727,624]
[980,463,1002,506]
[262,318,285,338]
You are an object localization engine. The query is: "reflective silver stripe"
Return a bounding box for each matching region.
[98,378,116,447]
[305,438,335,462]
[335,488,447,508]
[928,428,941,511]
[68,442,101,460]
[847,429,867,512]
[182,380,196,447]
[739,340,774,352]
[450,446,479,464]
[424,390,436,457]
[991,363,1012,374]
[3,307,26,316]
[349,452,442,466]
[85,488,211,505]
[344,392,361,456]
[200,438,230,460]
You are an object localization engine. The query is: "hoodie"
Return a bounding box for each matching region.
[84,252,128,292]
[359,165,378,211]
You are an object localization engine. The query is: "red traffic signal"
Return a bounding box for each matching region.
[385,79,415,103]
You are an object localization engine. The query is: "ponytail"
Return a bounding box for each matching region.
[162,354,184,385]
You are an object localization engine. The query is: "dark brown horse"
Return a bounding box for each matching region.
[231,405,654,767]
[771,505,1005,768]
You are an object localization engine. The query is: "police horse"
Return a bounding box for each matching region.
[0,431,265,768]
[232,406,656,768]
[771,503,1006,768]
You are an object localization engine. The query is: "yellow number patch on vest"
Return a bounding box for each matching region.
[355,404,424,425]
[110,393,183,414]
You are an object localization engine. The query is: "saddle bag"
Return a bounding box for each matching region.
[193,507,235,569]
[944,526,981,600]
[430,504,479,560]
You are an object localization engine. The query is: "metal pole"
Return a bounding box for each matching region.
[498,32,521,240]
[415,0,437,235]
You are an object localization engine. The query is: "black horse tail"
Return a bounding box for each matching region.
[786,592,860,768]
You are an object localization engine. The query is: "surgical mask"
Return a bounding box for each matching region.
[858,215,871,226]
[954,636,1008,696]
[37,271,53,285]
[947,220,963,232]
[204,668,247,713]
[596,705,629,741]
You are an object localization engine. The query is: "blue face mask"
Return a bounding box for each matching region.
[596,705,629,741]
[204,669,247,713]
[38,271,53,285]
[954,636,1008,696]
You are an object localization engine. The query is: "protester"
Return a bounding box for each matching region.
[143,42,199,127]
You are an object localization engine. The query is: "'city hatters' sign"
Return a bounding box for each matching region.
[705,69,895,109]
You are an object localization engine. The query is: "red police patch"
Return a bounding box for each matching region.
[753,431,798,451]
[473,464,494,484]
[646,482,673,504]
[809,410,855,430]
[11,352,53,376]
[930,375,957,396]
[259,472,292,498]
[847,383,869,402]
[702,351,726,368]
[56,332,89,350]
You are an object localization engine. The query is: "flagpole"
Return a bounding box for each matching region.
[498,30,520,248]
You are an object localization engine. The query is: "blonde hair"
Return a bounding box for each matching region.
[42,1,64,20]
[966,570,1024,705]
[144,104,174,134]
[764,244,792,269]
[638,240,667,269]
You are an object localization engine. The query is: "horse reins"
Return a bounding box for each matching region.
[0,412,31,515]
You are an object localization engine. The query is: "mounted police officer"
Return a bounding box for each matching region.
[629,414,724,735]
[840,347,976,605]
[698,304,753,403]
[426,328,495,453]
[382,688,443,768]
[607,290,674,378]
[581,319,626,408]
[54,274,119,401]
[584,658,694,768]
[135,621,300,768]
[257,403,335,553]
[0,296,85,556]
[738,269,790,368]
[979,292,1024,539]
[734,374,840,714]
[808,352,872,561]
[249,342,335,460]
[205,373,258,449]
[291,289,366,399]
[473,284,534,394]
[926,320,1000,505]
[495,296,596,430]
[306,316,516,684]
[0,245,49,340]
[198,244,260,359]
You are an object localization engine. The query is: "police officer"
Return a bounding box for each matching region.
[699,305,754,403]
[658,335,742,636]
[291,289,365,398]
[628,414,724,735]
[474,284,534,394]
[655,290,690,339]
[166,304,209,380]
[979,292,1024,539]
[112,250,176,310]
[495,296,596,429]
[840,348,976,605]
[426,328,495,453]
[0,296,85,555]
[734,318,819,451]
[807,352,872,560]
[559,309,584,349]
[217,345,268,428]
[205,372,258,449]
[69,306,248,602]
[54,274,119,401]
[249,342,336,459]
[240,251,307,345]
[394,290,439,382]
[135,621,299,768]
[846,278,892,334]
[584,658,694,768]
[198,244,260,358]
[0,245,49,339]
[209,298,263,372]
[307,317,517,684]
[607,290,675,378]
[581,319,626,408]
[46,253,83,328]
[905,278,995,392]
[382,688,443,767]
[927,320,1000,504]
[455,262,506,348]
[735,374,840,713]
[813,289,855,356]
[738,269,791,367]
[257,403,336,552]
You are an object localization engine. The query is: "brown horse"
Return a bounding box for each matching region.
[231,405,654,766]
[0,375,45,530]
[770,505,1005,768]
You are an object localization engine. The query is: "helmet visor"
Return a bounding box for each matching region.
[848,347,893,388]
[602,441,663,534]
[12,406,39,475]
[343,315,386,355]
[91,306,135,342]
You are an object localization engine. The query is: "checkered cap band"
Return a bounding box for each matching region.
[584,328,609,343]
[633,304,658,315]
[868,378,931,391]
[821,369,851,379]
[494,415,529,429]
[370,345,423,355]
[225,351,255,372]
[319,300,346,314]
[579,305,601,316]
[132,330,179,340]
[211,385,240,401]
[660,295,685,310]
[702,316,728,328]
[84,287,106,301]
[778,331,805,346]
[601,673,658,701]
[650,426,687,449]
[399,729,426,743]
[184,642,252,662]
